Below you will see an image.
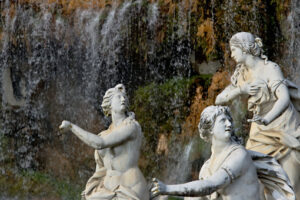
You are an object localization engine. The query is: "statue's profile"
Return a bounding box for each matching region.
[59,84,149,200]
[216,32,300,196]
[150,105,294,200]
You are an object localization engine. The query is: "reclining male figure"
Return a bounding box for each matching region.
[151,105,294,200]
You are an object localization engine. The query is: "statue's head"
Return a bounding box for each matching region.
[229,32,269,65]
[101,84,129,116]
[198,105,241,144]
[229,32,263,57]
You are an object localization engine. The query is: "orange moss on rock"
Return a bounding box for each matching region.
[6,0,114,15]
[197,18,216,56]
[156,134,169,156]
[181,71,230,137]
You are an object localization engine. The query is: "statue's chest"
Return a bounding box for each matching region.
[97,144,124,158]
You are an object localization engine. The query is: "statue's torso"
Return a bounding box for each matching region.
[95,120,148,199]
[200,145,261,200]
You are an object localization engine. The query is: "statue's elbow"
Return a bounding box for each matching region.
[94,138,105,150]
[277,96,290,110]
[215,96,224,105]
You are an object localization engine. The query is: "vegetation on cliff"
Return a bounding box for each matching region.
[131,75,211,177]
[0,0,294,199]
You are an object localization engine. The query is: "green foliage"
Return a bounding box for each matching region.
[0,133,81,200]
[0,169,82,199]
[270,0,290,22]
[131,75,211,177]
[132,76,197,137]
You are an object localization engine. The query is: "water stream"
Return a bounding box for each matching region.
[0,0,299,198]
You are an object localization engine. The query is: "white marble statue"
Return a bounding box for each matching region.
[59,84,149,200]
[215,32,300,198]
[150,105,295,200]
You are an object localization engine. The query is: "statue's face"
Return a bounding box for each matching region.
[212,113,232,142]
[230,45,246,64]
[111,92,127,114]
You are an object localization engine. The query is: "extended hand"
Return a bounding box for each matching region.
[247,115,269,125]
[59,120,72,132]
[150,178,167,199]
[240,83,260,96]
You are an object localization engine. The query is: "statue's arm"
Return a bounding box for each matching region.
[59,120,104,149]
[262,66,290,124]
[215,82,261,105]
[60,120,137,149]
[151,148,248,198]
[215,84,241,105]
[97,121,137,149]
[263,84,289,124]
[153,169,231,197]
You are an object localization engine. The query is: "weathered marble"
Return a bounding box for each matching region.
[216,32,300,198]
[150,106,294,200]
[59,84,149,200]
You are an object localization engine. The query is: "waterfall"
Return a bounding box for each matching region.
[0,0,299,198]
[0,0,193,184]
[165,139,194,184]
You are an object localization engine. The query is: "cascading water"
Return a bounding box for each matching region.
[0,0,299,199]
[165,139,194,184]
[0,0,194,197]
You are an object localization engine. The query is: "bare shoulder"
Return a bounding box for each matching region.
[231,146,248,159]
[124,112,142,136]
[264,61,284,79]
[226,146,251,169]
[199,159,210,179]
[222,146,252,178]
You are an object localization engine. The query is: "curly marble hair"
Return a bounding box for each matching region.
[230,32,268,64]
[198,105,242,144]
[101,84,128,116]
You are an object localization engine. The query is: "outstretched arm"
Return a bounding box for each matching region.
[215,84,259,105]
[97,121,138,149]
[59,120,137,149]
[151,169,231,198]
[151,148,248,199]
[59,121,104,149]
[215,84,241,105]
[59,121,139,149]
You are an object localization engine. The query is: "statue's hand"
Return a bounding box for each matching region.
[59,120,72,132]
[150,178,167,199]
[247,115,269,125]
[240,83,260,96]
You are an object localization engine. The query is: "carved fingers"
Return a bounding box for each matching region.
[247,115,268,125]
[241,83,260,95]
[59,120,72,132]
[150,178,166,199]
[248,84,260,95]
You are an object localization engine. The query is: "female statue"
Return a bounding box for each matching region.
[215,32,300,197]
[150,106,294,200]
[59,84,149,200]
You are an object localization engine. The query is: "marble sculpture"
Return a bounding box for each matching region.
[59,32,300,200]
[59,84,149,200]
[215,32,300,197]
[150,105,295,200]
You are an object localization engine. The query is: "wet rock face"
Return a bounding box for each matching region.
[0,0,194,183]
[280,0,300,84]
[0,0,299,198]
